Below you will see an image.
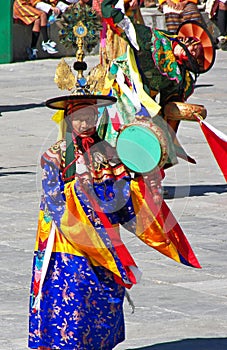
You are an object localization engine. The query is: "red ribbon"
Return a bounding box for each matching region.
[81,136,94,151]
[62,134,95,182]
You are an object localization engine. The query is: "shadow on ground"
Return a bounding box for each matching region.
[164,184,227,199]
[0,103,45,113]
[0,171,35,177]
[0,166,36,177]
[127,337,227,350]
[194,84,214,89]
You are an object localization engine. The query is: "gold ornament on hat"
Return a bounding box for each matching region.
[53,3,103,95]
[54,21,90,95]
[86,63,106,93]
[54,20,89,94]
[54,59,76,91]
[47,3,117,113]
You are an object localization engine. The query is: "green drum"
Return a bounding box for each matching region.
[116,123,168,173]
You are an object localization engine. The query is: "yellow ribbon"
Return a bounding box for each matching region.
[51,110,67,141]
[127,46,161,117]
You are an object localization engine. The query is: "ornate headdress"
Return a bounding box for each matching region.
[45,3,118,183]
[46,3,116,113]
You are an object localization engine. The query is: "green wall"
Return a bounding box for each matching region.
[0,0,13,63]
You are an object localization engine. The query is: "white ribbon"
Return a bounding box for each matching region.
[118,15,140,51]
[33,221,56,311]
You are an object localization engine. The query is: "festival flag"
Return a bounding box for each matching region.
[197,118,227,182]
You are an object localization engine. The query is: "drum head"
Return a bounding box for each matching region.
[116,125,162,173]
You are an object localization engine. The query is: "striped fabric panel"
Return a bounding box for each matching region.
[165,2,203,33]
[165,13,183,33]
[13,0,42,25]
[182,2,203,22]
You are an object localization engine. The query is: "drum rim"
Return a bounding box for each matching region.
[164,101,207,121]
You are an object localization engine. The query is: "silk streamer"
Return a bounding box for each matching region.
[130,178,201,268]
[127,46,161,117]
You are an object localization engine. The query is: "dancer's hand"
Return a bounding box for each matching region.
[51,6,61,15]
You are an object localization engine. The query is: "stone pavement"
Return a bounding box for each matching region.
[0,50,227,350]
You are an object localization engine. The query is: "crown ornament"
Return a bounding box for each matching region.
[54,3,102,95]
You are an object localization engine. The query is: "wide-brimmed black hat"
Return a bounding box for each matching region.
[46,94,117,112]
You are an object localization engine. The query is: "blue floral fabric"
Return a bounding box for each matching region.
[29,253,125,349]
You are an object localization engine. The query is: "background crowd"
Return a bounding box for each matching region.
[12,0,227,61]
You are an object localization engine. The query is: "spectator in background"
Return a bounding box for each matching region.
[204,0,227,49]
[34,0,80,23]
[158,0,203,33]
[217,0,227,38]
[13,0,58,60]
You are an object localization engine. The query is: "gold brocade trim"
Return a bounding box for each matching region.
[92,173,114,183]
[91,163,129,183]
[112,164,129,176]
